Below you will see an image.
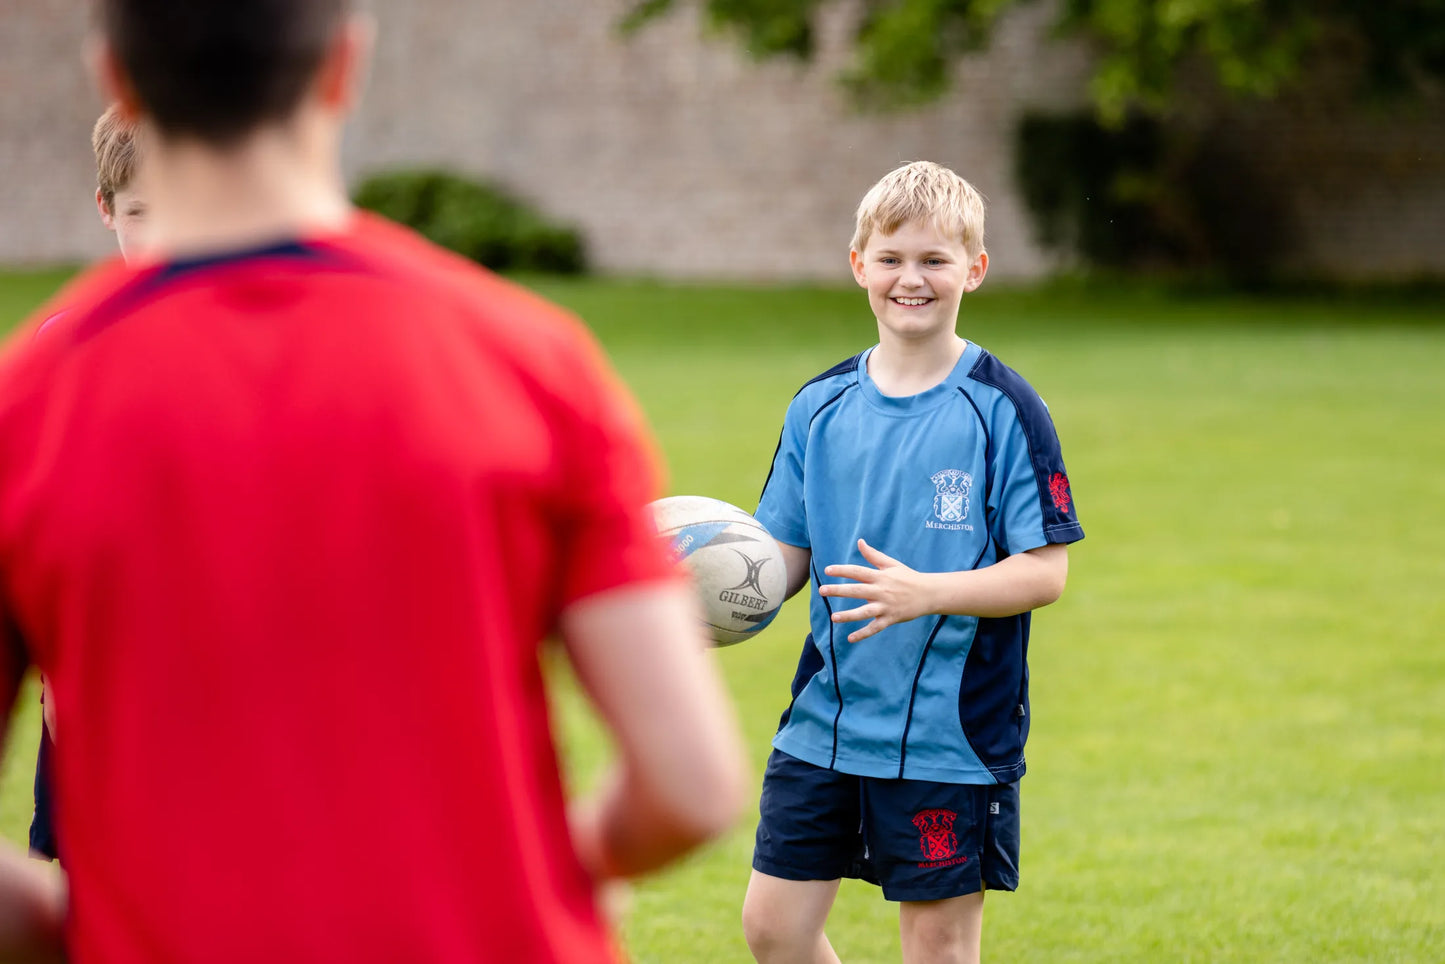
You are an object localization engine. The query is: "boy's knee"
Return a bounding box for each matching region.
[900,894,983,964]
[904,919,970,961]
[741,893,813,960]
[740,895,784,954]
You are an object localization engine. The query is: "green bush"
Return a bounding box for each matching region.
[352,170,587,274]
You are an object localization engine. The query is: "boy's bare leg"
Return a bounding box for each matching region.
[898,892,984,964]
[742,871,843,964]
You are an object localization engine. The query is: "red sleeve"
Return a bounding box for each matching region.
[553,332,680,607]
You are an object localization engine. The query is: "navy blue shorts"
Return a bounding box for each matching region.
[752,749,1019,902]
[29,722,58,861]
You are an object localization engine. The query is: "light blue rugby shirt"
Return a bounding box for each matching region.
[755,341,1084,784]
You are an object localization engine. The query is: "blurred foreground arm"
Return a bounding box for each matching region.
[0,647,67,961]
[0,846,66,963]
[562,583,748,880]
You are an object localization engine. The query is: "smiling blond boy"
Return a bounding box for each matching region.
[743,161,1085,964]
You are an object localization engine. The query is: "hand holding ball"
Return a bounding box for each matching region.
[650,496,786,646]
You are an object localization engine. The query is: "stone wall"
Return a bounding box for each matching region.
[1,1,1441,282]
[0,2,114,267]
[0,0,1090,280]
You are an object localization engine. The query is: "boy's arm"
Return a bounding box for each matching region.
[778,541,811,601]
[819,539,1067,643]
[0,848,66,963]
[561,582,748,880]
[0,623,67,960]
[545,320,748,881]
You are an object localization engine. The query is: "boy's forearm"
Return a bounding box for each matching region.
[820,540,1070,642]
[561,584,747,880]
[777,542,811,601]
[925,544,1068,618]
[0,844,66,963]
[570,763,737,880]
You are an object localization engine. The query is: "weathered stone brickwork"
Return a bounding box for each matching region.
[1,1,1441,281]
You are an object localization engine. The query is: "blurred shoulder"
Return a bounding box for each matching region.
[0,256,134,395]
[342,212,604,374]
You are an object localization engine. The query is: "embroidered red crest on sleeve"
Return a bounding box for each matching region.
[1048,472,1072,513]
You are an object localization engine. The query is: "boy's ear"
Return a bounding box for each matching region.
[95,189,116,231]
[849,248,868,288]
[962,251,989,293]
[85,36,142,122]
[315,13,376,113]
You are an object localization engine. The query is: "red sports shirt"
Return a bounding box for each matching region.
[0,214,676,963]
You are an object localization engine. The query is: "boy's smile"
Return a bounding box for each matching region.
[850,219,987,344]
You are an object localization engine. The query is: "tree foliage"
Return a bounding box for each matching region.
[623,0,1445,117]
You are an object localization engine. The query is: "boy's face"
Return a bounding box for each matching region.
[96,185,150,263]
[849,219,987,343]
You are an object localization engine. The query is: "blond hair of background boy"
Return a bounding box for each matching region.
[91,102,150,260]
[743,160,1085,964]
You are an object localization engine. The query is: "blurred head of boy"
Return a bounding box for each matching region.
[849,161,990,349]
[92,105,149,260]
[92,0,368,255]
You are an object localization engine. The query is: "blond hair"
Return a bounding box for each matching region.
[851,161,986,259]
[92,104,141,211]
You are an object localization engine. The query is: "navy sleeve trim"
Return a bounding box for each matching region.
[799,352,863,392]
[967,351,1084,544]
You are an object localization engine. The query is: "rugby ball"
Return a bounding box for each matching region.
[650,495,787,646]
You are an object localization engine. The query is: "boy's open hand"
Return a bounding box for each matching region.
[819,539,936,642]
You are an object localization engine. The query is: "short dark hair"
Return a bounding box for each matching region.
[100,0,348,146]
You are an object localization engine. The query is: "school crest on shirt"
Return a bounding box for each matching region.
[913,808,967,868]
[926,469,974,532]
[1049,471,1072,513]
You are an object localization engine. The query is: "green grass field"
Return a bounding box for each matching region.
[1,269,1442,962]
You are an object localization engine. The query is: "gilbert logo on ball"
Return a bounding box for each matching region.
[650,495,786,646]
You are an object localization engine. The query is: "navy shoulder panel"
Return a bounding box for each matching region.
[796,352,863,396]
[966,350,1082,541]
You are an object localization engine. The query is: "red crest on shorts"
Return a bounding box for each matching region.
[912,808,959,861]
[1048,472,1072,513]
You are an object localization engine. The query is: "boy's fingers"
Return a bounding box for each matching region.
[857,539,898,567]
[822,565,875,582]
[848,620,883,643]
[818,581,872,598]
[831,604,879,623]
